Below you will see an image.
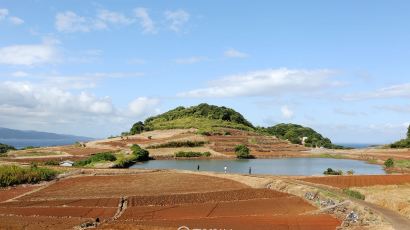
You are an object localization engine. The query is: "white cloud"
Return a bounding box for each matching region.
[128,97,160,116]
[164,9,189,32]
[9,16,24,25]
[134,7,156,34]
[97,9,133,25]
[178,68,338,98]
[0,8,24,25]
[55,11,92,32]
[0,9,8,20]
[281,106,294,119]
[344,83,410,100]
[0,42,58,66]
[174,56,207,64]
[224,48,248,58]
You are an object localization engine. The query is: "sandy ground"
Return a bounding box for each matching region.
[353,184,410,219]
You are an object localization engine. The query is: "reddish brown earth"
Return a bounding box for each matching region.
[0,172,342,229]
[300,174,410,188]
[0,185,38,202]
[21,172,247,200]
[0,215,92,230]
[103,215,341,230]
[49,145,112,156]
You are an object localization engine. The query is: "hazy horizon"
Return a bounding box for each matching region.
[1,1,410,144]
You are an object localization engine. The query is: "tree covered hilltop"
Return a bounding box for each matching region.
[127,103,347,149]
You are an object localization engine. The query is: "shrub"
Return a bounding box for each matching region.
[384,158,394,168]
[235,144,252,159]
[346,169,355,175]
[0,143,16,154]
[44,160,59,166]
[131,144,150,161]
[174,151,211,158]
[146,140,207,149]
[21,146,38,150]
[323,168,343,175]
[343,189,365,200]
[130,121,145,135]
[0,165,58,187]
[113,154,138,168]
[74,152,117,166]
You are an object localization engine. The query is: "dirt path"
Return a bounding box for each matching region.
[291,179,410,230]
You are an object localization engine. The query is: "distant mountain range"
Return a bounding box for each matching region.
[0,127,94,149]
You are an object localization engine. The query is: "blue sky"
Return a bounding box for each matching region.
[1,1,410,144]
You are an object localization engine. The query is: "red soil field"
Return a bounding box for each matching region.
[128,188,289,206]
[50,146,112,156]
[301,174,410,188]
[0,185,37,202]
[104,215,341,230]
[0,198,119,208]
[21,172,248,200]
[0,207,116,219]
[122,197,316,221]
[0,215,92,230]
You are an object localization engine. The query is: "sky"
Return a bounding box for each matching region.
[1,0,410,144]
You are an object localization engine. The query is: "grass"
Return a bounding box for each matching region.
[174,151,211,158]
[314,153,345,159]
[395,159,410,168]
[0,165,58,187]
[343,189,365,200]
[74,152,117,167]
[146,117,254,132]
[112,154,138,168]
[146,140,208,149]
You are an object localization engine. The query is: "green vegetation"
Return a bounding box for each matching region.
[0,164,58,187]
[130,144,150,161]
[143,103,254,131]
[130,121,145,135]
[174,151,211,158]
[323,168,343,175]
[18,151,62,157]
[260,123,347,149]
[146,140,207,149]
[390,125,410,148]
[343,189,365,200]
[235,144,253,159]
[74,152,117,167]
[314,153,345,159]
[44,160,59,166]
[21,146,39,150]
[113,154,138,168]
[384,158,395,168]
[0,143,16,155]
[395,159,410,169]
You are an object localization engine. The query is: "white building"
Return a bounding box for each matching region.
[59,160,74,167]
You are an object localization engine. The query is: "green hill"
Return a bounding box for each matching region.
[390,125,410,148]
[259,123,346,149]
[131,103,254,134]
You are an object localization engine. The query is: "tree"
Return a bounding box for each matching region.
[0,143,15,155]
[234,144,251,159]
[384,158,394,168]
[407,125,410,139]
[131,144,150,161]
[130,121,145,135]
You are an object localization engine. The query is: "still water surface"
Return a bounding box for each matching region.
[131,158,385,176]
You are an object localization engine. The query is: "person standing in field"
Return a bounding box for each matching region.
[224,165,227,174]
[197,164,200,171]
[249,167,252,175]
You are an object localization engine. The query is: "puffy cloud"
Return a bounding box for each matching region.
[281,106,294,119]
[0,42,58,66]
[178,68,339,98]
[164,9,189,32]
[344,83,410,100]
[134,7,156,34]
[224,48,248,58]
[0,8,8,20]
[128,97,160,117]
